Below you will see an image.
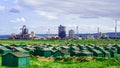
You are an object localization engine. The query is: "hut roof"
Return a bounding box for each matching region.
[60,50,70,54]
[43,48,52,51]
[15,47,28,52]
[72,50,80,54]
[54,50,70,54]
[92,49,102,53]
[80,50,92,54]
[3,52,29,57]
[0,46,10,50]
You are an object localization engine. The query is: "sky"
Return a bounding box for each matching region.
[0,0,120,35]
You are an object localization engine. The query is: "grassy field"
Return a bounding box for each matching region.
[0,39,120,68]
[0,39,120,45]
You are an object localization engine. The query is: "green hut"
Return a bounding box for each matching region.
[34,48,52,57]
[0,46,11,54]
[86,46,94,51]
[104,46,111,51]
[95,46,105,52]
[24,47,35,55]
[53,50,70,57]
[60,46,69,50]
[69,46,79,51]
[52,47,58,50]
[91,49,103,57]
[70,50,80,56]
[2,52,29,67]
[113,45,120,54]
[102,51,111,58]
[77,45,86,50]
[110,47,118,57]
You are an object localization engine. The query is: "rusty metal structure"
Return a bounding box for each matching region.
[10,25,35,39]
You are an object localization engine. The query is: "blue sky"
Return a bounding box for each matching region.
[0,0,120,35]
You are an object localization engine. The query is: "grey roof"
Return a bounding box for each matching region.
[15,47,28,52]
[43,48,52,51]
[71,46,79,50]
[11,52,29,57]
[0,46,10,50]
[92,49,102,54]
[72,50,81,54]
[80,50,92,54]
[54,50,70,54]
[3,52,29,57]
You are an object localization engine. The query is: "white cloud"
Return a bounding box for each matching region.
[13,0,19,4]
[10,17,26,23]
[0,6,5,11]
[22,0,120,19]
[36,11,58,20]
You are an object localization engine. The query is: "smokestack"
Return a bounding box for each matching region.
[76,26,78,35]
[97,27,99,34]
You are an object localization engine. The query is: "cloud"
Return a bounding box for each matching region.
[22,0,120,19]
[9,8,20,13]
[36,11,58,20]
[0,6,5,11]
[9,4,22,13]
[10,17,26,23]
[13,0,19,4]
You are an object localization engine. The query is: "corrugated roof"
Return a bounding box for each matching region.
[60,50,70,54]
[92,49,102,53]
[73,50,81,54]
[15,47,28,52]
[11,52,29,57]
[80,50,92,54]
[3,52,29,57]
[43,48,52,51]
[0,46,10,50]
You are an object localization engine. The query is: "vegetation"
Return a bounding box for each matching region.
[0,39,120,45]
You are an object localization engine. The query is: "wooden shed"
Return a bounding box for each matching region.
[69,46,79,51]
[91,49,103,57]
[70,50,81,56]
[2,52,29,67]
[34,48,52,57]
[77,45,86,50]
[113,45,120,54]
[102,50,111,58]
[0,46,11,54]
[24,47,35,55]
[53,50,70,57]
[110,47,118,57]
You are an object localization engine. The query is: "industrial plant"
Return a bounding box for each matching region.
[7,24,120,40]
[9,25,35,39]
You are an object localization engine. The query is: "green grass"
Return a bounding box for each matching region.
[0,39,120,45]
[19,57,120,68]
